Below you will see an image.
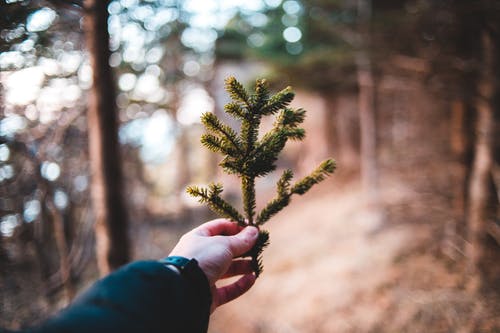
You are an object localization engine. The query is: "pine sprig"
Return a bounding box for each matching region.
[291,159,337,195]
[187,77,336,277]
[278,108,306,127]
[252,79,270,109]
[247,230,270,277]
[225,76,250,107]
[241,115,260,154]
[200,134,236,156]
[201,112,242,155]
[186,184,245,226]
[260,86,295,115]
[224,102,245,119]
[242,176,256,225]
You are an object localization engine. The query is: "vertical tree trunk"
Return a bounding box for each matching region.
[322,93,338,156]
[0,82,4,260]
[171,89,191,199]
[444,99,473,259]
[174,128,191,195]
[323,93,358,171]
[356,0,378,200]
[83,0,130,275]
[46,197,74,301]
[466,31,495,286]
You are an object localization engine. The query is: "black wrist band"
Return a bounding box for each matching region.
[159,256,193,273]
[159,255,212,317]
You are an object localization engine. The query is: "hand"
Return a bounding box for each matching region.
[169,219,259,312]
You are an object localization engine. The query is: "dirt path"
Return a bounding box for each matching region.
[209,180,417,333]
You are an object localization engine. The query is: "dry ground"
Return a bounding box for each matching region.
[206,177,500,333]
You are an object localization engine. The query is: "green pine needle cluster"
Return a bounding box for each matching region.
[187,76,336,277]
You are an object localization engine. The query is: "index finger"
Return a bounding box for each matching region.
[193,219,244,237]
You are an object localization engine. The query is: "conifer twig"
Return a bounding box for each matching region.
[187,76,336,277]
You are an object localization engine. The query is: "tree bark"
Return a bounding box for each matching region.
[46,196,74,301]
[83,0,130,275]
[322,93,338,157]
[356,0,378,201]
[466,31,495,286]
[0,82,4,261]
[444,99,473,260]
[174,128,191,196]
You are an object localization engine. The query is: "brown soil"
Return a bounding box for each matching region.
[207,177,500,333]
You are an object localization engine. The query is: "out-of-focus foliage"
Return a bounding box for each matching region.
[216,1,358,93]
[0,0,217,325]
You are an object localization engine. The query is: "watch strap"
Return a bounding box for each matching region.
[159,256,193,273]
[159,256,211,307]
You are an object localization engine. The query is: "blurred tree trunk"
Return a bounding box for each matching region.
[0,82,4,261]
[83,0,130,275]
[161,30,191,210]
[46,195,74,301]
[356,0,378,200]
[336,97,359,171]
[322,93,338,156]
[323,93,358,171]
[171,89,191,198]
[174,128,191,195]
[445,99,473,260]
[466,30,495,287]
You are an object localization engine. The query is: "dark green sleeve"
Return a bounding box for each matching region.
[29,260,211,333]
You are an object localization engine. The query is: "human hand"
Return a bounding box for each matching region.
[169,219,259,312]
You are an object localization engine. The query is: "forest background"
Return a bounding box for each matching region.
[1,0,499,332]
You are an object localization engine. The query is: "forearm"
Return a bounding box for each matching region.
[29,261,211,333]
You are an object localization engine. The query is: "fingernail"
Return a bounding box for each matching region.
[246,226,258,238]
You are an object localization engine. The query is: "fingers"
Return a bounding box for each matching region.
[227,226,258,257]
[194,219,242,236]
[223,259,253,279]
[214,274,256,309]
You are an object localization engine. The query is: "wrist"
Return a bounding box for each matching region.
[159,256,212,309]
[159,256,193,275]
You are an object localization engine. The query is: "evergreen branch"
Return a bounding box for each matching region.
[219,157,244,175]
[256,108,305,160]
[242,230,270,278]
[225,76,250,106]
[253,127,304,174]
[277,169,294,194]
[188,76,336,278]
[250,128,298,177]
[201,112,242,154]
[291,159,336,195]
[224,102,246,119]
[283,127,306,141]
[278,108,306,127]
[186,184,245,226]
[242,176,256,225]
[253,230,270,277]
[252,79,270,110]
[256,195,290,225]
[241,115,260,154]
[247,155,278,177]
[260,86,295,115]
[250,129,288,176]
[258,129,287,153]
[201,134,238,156]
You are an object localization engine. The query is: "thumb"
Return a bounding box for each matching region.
[227,226,259,257]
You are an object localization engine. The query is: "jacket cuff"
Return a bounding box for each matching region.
[159,257,212,307]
